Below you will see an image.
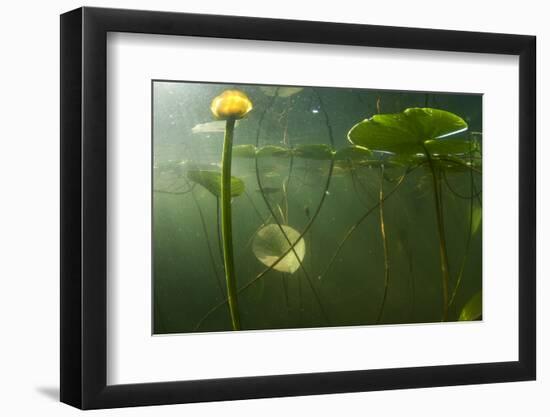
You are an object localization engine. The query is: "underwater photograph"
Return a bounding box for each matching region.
[152,81,482,334]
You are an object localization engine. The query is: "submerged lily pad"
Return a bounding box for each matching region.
[252,224,306,274]
[187,170,245,198]
[293,144,334,160]
[232,144,257,158]
[459,291,482,321]
[348,108,468,155]
[256,145,291,158]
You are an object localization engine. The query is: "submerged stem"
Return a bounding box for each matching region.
[376,165,390,324]
[317,170,409,281]
[221,119,241,330]
[449,140,479,309]
[194,155,335,331]
[423,144,451,322]
[254,148,332,324]
[215,197,224,268]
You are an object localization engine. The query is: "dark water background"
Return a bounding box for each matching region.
[152,81,482,334]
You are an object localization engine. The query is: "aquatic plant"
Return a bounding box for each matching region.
[187,170,245,198]
[348,108,472,321]
[252,224,306,273]
[459,291,482,321]
[252,91,332,324]
[154,83,483,333]
[209,89,253,330]
[260,86,303,98]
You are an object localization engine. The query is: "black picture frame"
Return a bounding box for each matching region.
[60,6,536,410]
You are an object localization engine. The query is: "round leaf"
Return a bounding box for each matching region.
[333,145,373,161]
[260,86,303,98]
[187,169,245,198]
[459,291,482,321]
[252,224,306,274]
[348,108,468,155]
[293,144,334,160]
[425,138,475,156]
[256,145,291,158]
[232,144,257,158]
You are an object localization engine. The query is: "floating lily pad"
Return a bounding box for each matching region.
[388,152,427,166]
[256,145,291,158]
[187,170,245,198]
[232,144,257,158]
[348,108,468,155]
[293,144,334,160]
[191,120,242,134]
[252,224,306,274]
[333,145,373,161]
[425,138,476,156]
[459,291,482,321]
[260,86,304,98]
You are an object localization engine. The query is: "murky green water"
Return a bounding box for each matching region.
[152,81,482,334]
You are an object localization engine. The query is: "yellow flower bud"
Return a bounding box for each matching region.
[210,90,253,120]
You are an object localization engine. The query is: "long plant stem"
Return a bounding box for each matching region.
[215,197,224,267]
[254,150,332,323]
[423,145,451,322]
[449,140,479,308]
[376,166,390,324]
[317,170,409,281]
[194,156,334,331]
[221,119,241,330]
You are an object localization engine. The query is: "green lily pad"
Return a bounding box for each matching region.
[425,138,476,156]
[459,291,482,321]
[187,170,245,198]
[333,145,373,161]
[348,108,468,155]
[256,145,291,158]
[260,86,303,98]
[293,144,334,160]
[388,152,426,166]
[232,144,257,158]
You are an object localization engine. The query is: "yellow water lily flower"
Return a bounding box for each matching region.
[210,90,253,120]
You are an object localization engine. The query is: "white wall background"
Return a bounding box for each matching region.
[0,0,545,415]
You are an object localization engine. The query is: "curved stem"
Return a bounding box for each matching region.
[449,141,479,309]
[317,171,408,281]
[443,171,482,200]
[423,144,450,322]
[313,89,335,147]
[436,157,482,175]
[221,119,240,330]
[194,155,335,331]
[254,149,332,324]
[376,165,390,324]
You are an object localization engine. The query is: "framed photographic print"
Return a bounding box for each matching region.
[60,6,536,409]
